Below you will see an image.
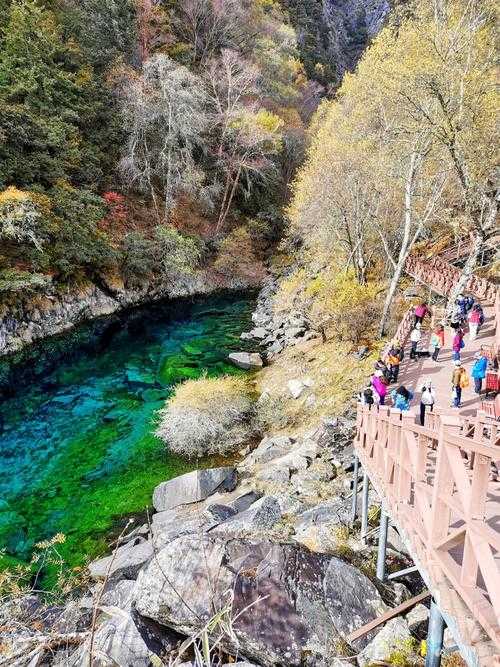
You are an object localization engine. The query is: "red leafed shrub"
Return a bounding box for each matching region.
[101,191,127,226]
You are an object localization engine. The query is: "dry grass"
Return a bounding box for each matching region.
[156,375,256,458]
[255,334,382,435]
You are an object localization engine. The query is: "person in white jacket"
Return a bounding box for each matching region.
[419,379,436,425]
[410,323,421,360]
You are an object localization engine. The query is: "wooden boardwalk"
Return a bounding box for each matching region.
[355,254,499,665]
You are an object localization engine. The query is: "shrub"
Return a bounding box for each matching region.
[254,393,294,432]
[154,225,202,282]
[0,187,46,251]
[156,375,256,458]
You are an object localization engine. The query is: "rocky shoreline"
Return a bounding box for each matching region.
[2,417,430,666]
[1,282,434,667]
[0,270,259,358]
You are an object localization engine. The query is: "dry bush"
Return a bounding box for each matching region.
[254,393,294,432]
[156,375,256,458]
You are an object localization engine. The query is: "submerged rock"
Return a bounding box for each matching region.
[133,535,387,666]
[152,467,237,512]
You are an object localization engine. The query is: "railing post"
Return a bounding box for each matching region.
[376,506,389,581]
[430,416,462,545]
[361,471,369,542]
[425,600,445,667]
[351,454,359,524]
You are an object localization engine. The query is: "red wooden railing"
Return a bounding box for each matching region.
[405,255,497,302]
[355,405,500,650]
[356,251,500,655]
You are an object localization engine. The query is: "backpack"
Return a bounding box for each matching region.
[460,338,465,349]
[460,371,470,389]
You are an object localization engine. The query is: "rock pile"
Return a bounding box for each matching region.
[239,278,319,358]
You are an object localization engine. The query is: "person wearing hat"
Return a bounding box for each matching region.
[371,370,388,405]
[451,360,469,408]
[419,379,436,425]
[471,350,488,394]
[410,323,421,360]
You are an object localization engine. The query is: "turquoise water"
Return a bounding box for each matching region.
[0,293,255,581]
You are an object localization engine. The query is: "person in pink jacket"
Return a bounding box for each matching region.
[372,370,388,405]
[414,302,432,325]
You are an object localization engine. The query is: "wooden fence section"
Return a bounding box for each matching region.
[405,255,497,302]
[355,404,500,651]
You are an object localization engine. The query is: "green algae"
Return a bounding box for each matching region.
[0,293,256,586]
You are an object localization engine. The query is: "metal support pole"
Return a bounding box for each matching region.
[351,455,359,524]
[425,600,444,667]
[376,508,389,581]
[361,472,369,542]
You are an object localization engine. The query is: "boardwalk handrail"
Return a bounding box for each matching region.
[355,404,500,649]
[405,254,498,302]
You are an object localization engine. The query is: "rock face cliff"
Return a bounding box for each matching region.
[322,0,390,78]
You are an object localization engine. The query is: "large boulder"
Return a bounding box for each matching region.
[228,351,264,370]
[88,538,153,581]
[133,535,387,666]
[152,467,237,512]
[357,617,413,667]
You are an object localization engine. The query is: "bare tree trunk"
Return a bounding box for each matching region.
[379,151,421,337]
[445,232,484,314]
[217,164,242,233]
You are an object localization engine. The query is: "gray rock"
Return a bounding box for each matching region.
[204,503,238,522]
[256,467,291,485]
[133,535,387,666]
[406,603,429,636]
[152,467,237,511]
[228,351,264,369]
[150,504,220,550]
[387,526,410,556]
[266,340,283,355]
[88,538,153,581]
[357,617,412,667]
[269,451,309,473]
[284,326,306,339]
[210,496,282,536]
[67,607,176,667]
[249,327,267,339]
[243,435,293,466]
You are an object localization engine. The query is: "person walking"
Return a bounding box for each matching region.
[468,305,482,341]
[410,323,421,360]
[419,380,436,426]
[452,328,464,361]
[386,346,401,383]
[372,370,388,405]
[430,325,445,362]
[471,350,488,394]
[390,385,414,411]
[451,360,469,408]
[414,302,431,325]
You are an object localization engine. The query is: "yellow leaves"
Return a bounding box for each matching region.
[0,186,29,204]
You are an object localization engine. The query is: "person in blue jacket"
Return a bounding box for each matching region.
[391,385,414,411]
[471,350,488,394]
